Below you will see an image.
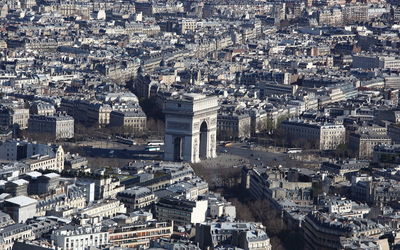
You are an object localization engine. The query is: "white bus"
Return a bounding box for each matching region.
[147,140,164,146]
[286,148,302,154]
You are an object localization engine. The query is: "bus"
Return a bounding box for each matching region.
[286,148,302,154]
[145,146,161,152]
[147,140,164,146]
[116,136,136,145]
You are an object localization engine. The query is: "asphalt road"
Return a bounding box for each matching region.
[82,146,163,160]
[218,143,293,167]
[71,140,295,167]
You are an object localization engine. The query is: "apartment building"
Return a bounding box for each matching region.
[0,223,34,250]
[195,222,271,250]
[303,211,388,249]
[343,4,369,23]
[24,146,65,172]
[109,221,173,248]
[348,132,392,159]
[29,102,56,116]
[80,199,126,218]
[0,139,60,161]
[0,106,29,129]
[326,198,370,218]
[321,160,369,176]
[155,197,208,225]
[60,99,112,127]
[51,225,108,250]
[281,120,346,150]
[36,191,87,218]
[217,112,251,140]
[4,179,28,197]
[109,110,147,133]
[28,114,74,139]
[318,8,343,26]
[77,174,124,200]
[117,186,155,213]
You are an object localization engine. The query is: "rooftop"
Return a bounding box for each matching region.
[5,195,37,207]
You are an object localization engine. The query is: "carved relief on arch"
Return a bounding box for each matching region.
[193,122,199,130]
[210,118,216,126]
[210,134,215,150]
[193,138,198,159]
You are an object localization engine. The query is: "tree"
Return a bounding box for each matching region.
[257,118,275,134]
[241,122,251,139]
[335,144,350,158]
[147,118,164,138]
[276,114,289,127]
[21,130,54,143]
[273,127,286,147]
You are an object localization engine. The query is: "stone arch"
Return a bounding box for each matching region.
[199,121,208,159]
[163,94,218,163]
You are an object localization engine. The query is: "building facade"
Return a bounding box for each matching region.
[281,120,346,150]
[28,114,74,139]
[117,187,155,212]
[155,197,208,225]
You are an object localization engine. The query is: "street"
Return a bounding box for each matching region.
[217,143,294,167]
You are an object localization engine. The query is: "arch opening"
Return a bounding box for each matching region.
[173,137,183,161]
[199,122,208,159]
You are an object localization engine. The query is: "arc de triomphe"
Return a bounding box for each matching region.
[163,93,218,163]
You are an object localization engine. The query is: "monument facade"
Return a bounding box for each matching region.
[164,93,218,163]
